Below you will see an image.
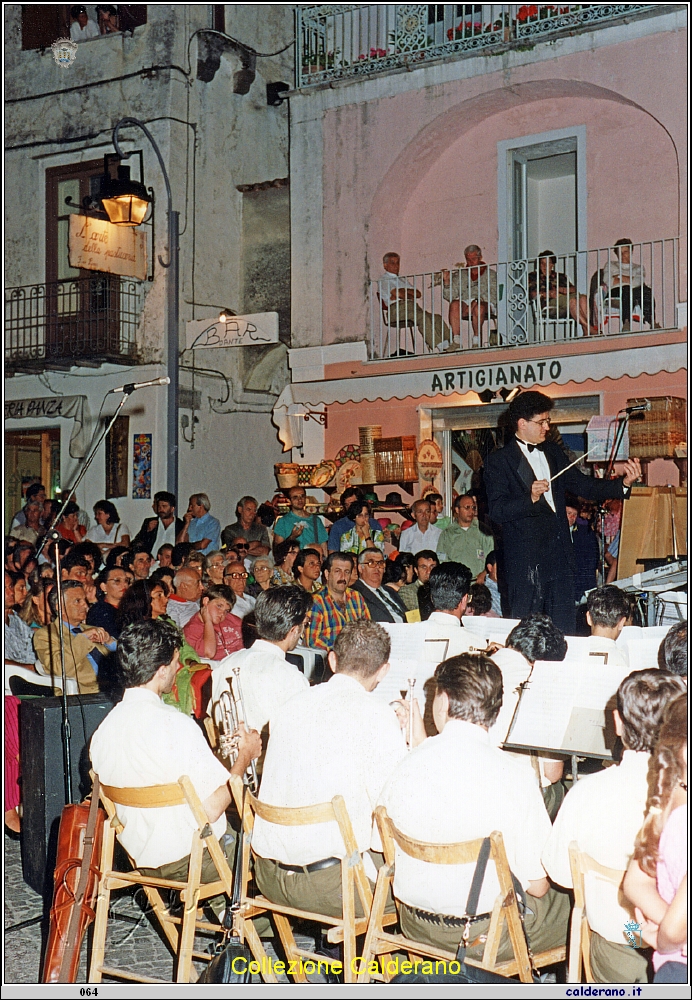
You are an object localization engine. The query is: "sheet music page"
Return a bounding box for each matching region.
[461,617,519,645]
[507,660,628,755]
[617,625,670,672]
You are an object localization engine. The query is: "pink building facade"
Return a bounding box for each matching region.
[276,4,687,514]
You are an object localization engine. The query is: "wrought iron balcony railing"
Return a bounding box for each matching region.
[296,4,663,88]
[5,275,144,369]
[369,238,681,359]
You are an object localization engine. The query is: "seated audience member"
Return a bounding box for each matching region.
[177,493,221,556]
[339,500,385,555]
[425,492,451,532]
[399,550,438,613]
[221,495,270,556]
[304,552,369,651]
[529,249,590,337]
[117,579,171,630]
[184,585,243,662]
[399,499,441,556]
[602,239,657,331]
[483,550,503,617]
[436,244,498,347]
[272,538,300,585]
[659,620,687,677]
[156,543,174,569]
[292,548,323,595]
[379,653,570,958]
[204,551,225,587]
[86,500,130,555]
[247,556,274,597]
[437,493,493,578]
[211,586,313,734]
[328,488,378,553]
[34,581,115,694]
[378,252,450,353]
[252,620,407,916]
[566,499,600,602]
[56,501,84,545]
[70,4,100,41]
[150,565,175,592]
[222,560,256,619]
[542,668,686,984]
[586,585,631,670]
[383,553,414,604]
[86,565,129,638]
[624,693,687,984]
[4,570,36,666]
[72,539,103,575]
[105,545,130,570]
[353,548,407,623]
[133,491,182,555]
[171,542,193,569]
[467,582,498,617]
[128,544,154,581]
[166,567,203,629]
[10,483,47,532]
[185,550,207,579]
[8,571,28,612]
[90,619,261,917]
[489,615,568,819]
[96,4,119,33]
[10,500,44,545]
[60,550,97,604]
[18,576,54,631]
[273,486,328,557]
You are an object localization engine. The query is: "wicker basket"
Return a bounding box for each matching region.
[274,463,299,489]
[374,436,418,483]
[361,453,377,485]
[627,397,686,459]
[359,425,382,455]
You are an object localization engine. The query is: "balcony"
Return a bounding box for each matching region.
[296,4,663,88]
[5,275,144,372]
[369,238,681,360]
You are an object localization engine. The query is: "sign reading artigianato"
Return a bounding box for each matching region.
[68,215,147,281]
[185,313,279,349]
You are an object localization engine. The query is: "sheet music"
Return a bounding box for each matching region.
[616,625,670,672]
[507,659,630,756]
[461,617,520,645]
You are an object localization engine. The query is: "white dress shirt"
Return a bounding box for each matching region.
[586,635,629,671]
[230,592,256,620]
[153,518,177,554]
[379,719,551,916]
[399,523,441,556]
[211,639,308,733]
[252,673,406,868]
[542,750,649,943]
[166,596,200,630]
[516,438,555,511]
[90,687,231,868]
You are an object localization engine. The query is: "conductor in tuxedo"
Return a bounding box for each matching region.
[484,391,641,635]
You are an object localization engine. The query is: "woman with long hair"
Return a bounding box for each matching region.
[86,499,130,555]
[339,500,385,555]
[19,576,54,628]
[624,692,687,983]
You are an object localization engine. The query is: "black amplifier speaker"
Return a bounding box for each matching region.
[19,694,117,896]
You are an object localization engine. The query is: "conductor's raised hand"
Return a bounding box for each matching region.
[622,458,642,488]
[530,479,550,503]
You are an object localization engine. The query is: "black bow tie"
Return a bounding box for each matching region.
[519,440,543,453]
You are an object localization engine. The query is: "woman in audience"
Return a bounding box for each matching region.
[292,548,323,594]
[383,554,413,600]
[185,550,207,578]
[183,584,243,661]
[56,501,85,544]
[272,538,300,586]
[7,571,27,611]
[339,499,385,555]
[19,576,54,628]
[105,544,130,570]
[86,499,130,556]
[624,692,687,983]
[204,551,225,587]
[118,579,169,629]
[247,556,274,597]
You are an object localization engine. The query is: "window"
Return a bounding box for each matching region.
[21,5,69,50]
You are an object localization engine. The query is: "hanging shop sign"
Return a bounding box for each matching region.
[4,394,90,457]
[69,215,147,281]
[186,313,279,350]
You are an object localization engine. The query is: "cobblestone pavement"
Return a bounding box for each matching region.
[4,834,328,985]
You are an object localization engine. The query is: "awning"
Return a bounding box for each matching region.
[277,340,686,409]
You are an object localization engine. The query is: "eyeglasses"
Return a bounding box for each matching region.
[234,544,249,551]
[363,560,385,568]
[528,418,551,427]
[225,572,248,580]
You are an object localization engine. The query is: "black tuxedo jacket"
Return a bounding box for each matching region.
[352,580,407,623]
[132,516,184,555]
[484,437,625,594]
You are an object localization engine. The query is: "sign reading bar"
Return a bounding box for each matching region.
[186,313,279,350]
[69,214,147,281]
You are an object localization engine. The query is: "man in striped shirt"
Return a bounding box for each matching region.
[304,552,370,651]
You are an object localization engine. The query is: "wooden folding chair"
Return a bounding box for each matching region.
[229,774,395,984]
[568,842,626,983]
[358,806,566,984]
[89,772,245,984]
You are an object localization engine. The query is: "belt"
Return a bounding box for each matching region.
[276,856,341,875]
[410,905,491,929]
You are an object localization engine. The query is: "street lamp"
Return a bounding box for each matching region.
[104,117,179,498]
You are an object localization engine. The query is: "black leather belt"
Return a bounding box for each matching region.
[276,856,341,875]
[411,905,491,928]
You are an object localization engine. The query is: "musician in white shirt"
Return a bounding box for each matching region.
[585,585,631,671]
[252,620,406,918]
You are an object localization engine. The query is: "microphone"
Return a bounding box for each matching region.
[622,400,651,414]
[111,376,171,394]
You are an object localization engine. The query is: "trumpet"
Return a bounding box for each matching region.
[217,675,258,793]
[406,677,416,751]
